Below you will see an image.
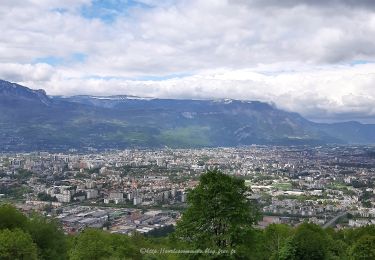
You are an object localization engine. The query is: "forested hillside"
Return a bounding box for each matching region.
[2,79,375,152]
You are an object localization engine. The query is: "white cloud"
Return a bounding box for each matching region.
[0,63,55,82]
[1,0,375,122]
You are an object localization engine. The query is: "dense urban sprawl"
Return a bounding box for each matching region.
[1,145,374,235]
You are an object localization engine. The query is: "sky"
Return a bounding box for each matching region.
[1,0,375,122]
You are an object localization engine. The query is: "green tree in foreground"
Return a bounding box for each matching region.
[69,228,183,259]
[0,228,38,260]
[0,204,28,230]
[0,204,68,260]
[279,223,330,260]
[27,214,67,260]
[69,229,113,260]
[264,224,294,260]
[349,235,375,260]
[175,169,259,258]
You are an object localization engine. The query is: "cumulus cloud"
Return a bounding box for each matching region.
[0,63,55,82]
[1,0,375,122]
[11,63,375,123]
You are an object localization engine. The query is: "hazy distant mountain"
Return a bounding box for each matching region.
[1,79,375,151]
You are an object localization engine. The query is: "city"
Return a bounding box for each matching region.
[1,145,374,235]
[2,0,375,257]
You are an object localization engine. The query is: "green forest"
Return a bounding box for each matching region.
[1,170,375,259]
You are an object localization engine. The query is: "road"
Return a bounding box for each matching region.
[323,211,348,228]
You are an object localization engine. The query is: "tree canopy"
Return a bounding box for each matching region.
[0,228,38,260]
[0,204,67,260]
[279,222,330,260]
[349,235,375,260]
[175,169,259,258]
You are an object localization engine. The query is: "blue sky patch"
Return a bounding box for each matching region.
[80,0,152,23]
[33,56,64,65]
[71,53,88,63]
[33,53,88,66]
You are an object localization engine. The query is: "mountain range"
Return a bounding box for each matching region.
[1,79,375,151]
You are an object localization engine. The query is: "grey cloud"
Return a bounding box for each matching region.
[2,0,375,122]
[237,0,375,9]
[2,0,375,71]
[322,39,375,63]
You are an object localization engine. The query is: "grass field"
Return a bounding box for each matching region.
[272,182,293,190]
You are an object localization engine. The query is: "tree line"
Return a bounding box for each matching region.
[0,169,374,259]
